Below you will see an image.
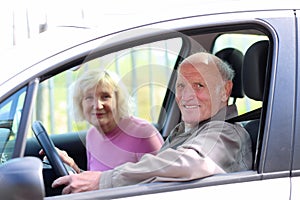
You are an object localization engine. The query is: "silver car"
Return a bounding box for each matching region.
[1,1,300,199]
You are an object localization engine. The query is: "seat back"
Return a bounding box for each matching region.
[242,40,269,166]
[215,48,244,103]
[243,41,269,101]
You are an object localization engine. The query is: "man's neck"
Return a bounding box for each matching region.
[184,123,197,132]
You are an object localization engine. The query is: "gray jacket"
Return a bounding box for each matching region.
[99,105,253,189]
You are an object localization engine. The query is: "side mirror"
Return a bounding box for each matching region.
[0,157,45,199]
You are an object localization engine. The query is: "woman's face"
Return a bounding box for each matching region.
[81,84,119,133]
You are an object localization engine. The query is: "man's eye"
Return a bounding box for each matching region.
[194,83,204,89]
[176,83,185,88]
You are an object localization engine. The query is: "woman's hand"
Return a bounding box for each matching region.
[39,148,81,173]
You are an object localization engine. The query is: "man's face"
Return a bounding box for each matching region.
[175,58,231,125]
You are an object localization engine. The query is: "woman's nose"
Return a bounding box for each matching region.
[93,98,104,109]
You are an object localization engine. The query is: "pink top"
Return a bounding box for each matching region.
[86,116,164,171]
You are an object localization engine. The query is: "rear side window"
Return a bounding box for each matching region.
[212,33,268,115]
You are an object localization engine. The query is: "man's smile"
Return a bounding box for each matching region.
[182,104,200,109]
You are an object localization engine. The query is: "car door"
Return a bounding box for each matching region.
[39,9,297,200]
[291,9,300,200]
[69,10,296,199]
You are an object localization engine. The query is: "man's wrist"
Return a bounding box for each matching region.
[99,170,114,189]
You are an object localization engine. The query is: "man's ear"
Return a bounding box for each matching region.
[222,80,233,102]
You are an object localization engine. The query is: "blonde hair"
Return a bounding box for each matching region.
[72,69,133,121]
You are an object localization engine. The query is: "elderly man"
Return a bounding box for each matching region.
[52,52,253,194]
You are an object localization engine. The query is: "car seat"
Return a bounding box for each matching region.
[223,40,269,169]
[242,40,269,168]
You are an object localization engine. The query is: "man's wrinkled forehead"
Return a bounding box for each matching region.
[179,60,215,76]
[177,53,222,82]
[180,53,216,68]
[178,63,204,78]
[185,52,214,64]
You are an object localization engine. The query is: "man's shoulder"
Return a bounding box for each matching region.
[197,120,247,135]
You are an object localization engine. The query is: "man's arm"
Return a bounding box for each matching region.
[100,143,226,188]
[100,122,250,189]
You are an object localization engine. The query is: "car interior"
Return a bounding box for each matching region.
[0,23,272,197]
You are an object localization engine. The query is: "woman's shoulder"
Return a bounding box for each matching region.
[86,126,100,138]
[120,116,160,137]
[122,116,153,126]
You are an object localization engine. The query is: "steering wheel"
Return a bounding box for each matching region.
[32,121,69,177]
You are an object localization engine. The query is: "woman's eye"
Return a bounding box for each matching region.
[101,93,111,100]
[84,96,94,101]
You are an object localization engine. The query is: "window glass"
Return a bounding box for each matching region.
[213,33,268,54]
[32,37,182,135]
[212,33,268,114]
[0,87,26,163]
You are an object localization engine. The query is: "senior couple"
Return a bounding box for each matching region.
[49,52,252,194]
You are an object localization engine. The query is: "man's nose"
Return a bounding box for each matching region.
[181,85,195,100]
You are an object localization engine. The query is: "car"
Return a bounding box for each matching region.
[1,0,300,199]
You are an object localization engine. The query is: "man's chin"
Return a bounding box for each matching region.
[182,115,209,125]
[182,118,200,125]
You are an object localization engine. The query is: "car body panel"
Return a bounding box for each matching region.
[291,177,300,200]
[291,9,300,200]
[292,9,300,171]
[257,12,296,173]
[117,178,290,200]
[44,172,290,200]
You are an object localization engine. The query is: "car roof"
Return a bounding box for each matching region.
[1,0,299,86]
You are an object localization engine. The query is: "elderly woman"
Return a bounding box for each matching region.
[60,69,163,173]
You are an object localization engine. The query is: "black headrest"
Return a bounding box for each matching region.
[243,40,269,101]
[215,48,244,98]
